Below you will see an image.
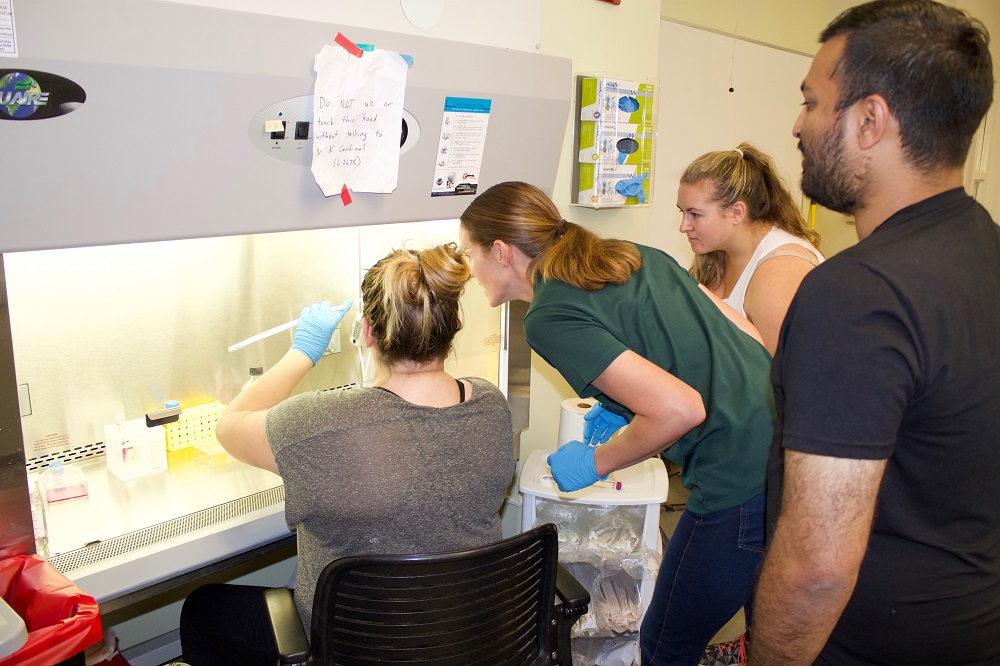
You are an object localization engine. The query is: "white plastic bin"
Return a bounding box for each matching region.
[519,448,669,643]
[519,448,668,552]
[0,596,27,659]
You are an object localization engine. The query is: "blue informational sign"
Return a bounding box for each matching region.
[431,96,492,197]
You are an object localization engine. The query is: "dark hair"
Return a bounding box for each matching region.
[459,181,642,291]
[821,0,993,170]
[360,243,469,365]
[682,142,820,290]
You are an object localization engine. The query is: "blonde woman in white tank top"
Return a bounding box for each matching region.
[678,143,824,355]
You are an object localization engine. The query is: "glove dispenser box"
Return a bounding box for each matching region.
[103,417,168,480]
[572,75,656,208]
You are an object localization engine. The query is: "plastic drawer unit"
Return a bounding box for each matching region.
[519,448,669,552]
[519,447,669,659]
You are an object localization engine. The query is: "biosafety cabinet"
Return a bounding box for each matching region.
[0,0,570,619]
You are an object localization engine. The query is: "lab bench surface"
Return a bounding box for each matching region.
[38,448,293,613]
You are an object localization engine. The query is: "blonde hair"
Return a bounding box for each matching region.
[459,181,642,291]
[360,243,469,365]
[682,142,820,290]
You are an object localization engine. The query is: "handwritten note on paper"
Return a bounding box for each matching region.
[311,45,408,197]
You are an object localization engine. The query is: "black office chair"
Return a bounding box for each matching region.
[264,523,589,665]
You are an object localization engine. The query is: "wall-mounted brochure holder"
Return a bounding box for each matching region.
[571,75,656,209]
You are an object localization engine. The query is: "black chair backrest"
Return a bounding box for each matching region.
[309,523,560,666]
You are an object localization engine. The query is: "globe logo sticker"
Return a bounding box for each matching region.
[0,72,49,119]
[0,69,86,121]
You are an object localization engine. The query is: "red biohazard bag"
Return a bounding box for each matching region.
[0,554,102,666]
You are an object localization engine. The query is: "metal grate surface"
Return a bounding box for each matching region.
[49,485,285,573]
[25,385,359,472]
[26,441,105,472]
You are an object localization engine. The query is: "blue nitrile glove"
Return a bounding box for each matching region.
[618,96,640,113]
[582,402,628,445]
[291,299,353,365]
[615,172,649,204]
[547,441,609,492]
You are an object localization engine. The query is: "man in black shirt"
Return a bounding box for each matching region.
[753,1,1000,664]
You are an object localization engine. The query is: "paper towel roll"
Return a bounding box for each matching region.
[557,397,597,447]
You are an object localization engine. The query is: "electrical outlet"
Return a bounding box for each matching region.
[18,383,31,416]
[326,327,342,355]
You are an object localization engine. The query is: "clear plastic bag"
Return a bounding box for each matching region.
[571,634,639,666]
[561,562,602,636]
[592,569,642,634]
[534,500,662,639]
[587,506,644,559]
[533,499,594,562]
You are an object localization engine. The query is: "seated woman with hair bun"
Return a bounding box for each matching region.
[178,243,515,666]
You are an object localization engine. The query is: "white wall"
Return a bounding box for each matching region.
[661,0,1000,235]
[652,22,811,264]
[163,0,542,52]
[952,0,1000,220]
[660,0,828,55]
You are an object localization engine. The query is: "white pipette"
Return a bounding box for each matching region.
[228,303,351,352]
[541,474,622,491]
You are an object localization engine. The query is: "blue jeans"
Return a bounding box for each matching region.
[640,491,765,666]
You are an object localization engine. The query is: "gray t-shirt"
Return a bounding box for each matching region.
[266,376,514,635]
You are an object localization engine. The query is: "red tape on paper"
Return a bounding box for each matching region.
[341,184,352,205]
[335,32,364,58]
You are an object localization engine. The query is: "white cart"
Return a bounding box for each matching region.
[519,448,669,662]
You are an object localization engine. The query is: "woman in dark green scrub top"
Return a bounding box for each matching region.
[459,181,774,666]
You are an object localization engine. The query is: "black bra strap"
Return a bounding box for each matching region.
[373,381,465,403]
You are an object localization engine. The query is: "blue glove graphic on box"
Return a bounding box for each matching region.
[615,172,649,204]
[616,137,640,165]
[618,96,640,113]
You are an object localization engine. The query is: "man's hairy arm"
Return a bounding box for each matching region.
[750,450,887,665]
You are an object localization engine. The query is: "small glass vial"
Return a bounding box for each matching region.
[28,478,49,559]
[241,366,263,393]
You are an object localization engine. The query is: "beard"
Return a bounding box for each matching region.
[799,112,863,215]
